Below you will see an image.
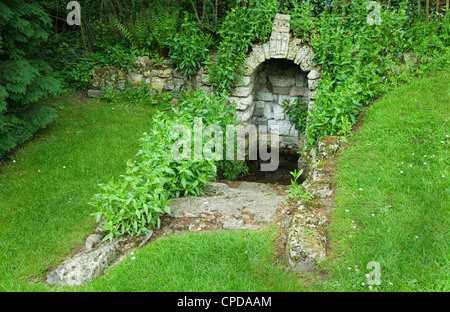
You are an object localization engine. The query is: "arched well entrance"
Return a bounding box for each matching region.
[229,13,321,151]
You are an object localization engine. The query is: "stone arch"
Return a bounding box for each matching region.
[229,13,321,149]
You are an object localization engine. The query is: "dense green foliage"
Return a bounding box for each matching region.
[167,16,214,78]
[288,0,450,146]
[0,1,60,157]
[206,0,280,90]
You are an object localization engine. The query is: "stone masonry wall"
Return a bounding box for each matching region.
[90,57,212,95]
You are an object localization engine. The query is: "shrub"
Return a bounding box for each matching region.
[206,0,280,91]
[0,1,60,158]
[303,1,415,146]
[167,16,214,78]
[91,89,247,239]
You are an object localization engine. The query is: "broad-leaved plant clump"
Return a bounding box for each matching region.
[90,88,247,240]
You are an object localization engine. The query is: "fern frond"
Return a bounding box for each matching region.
[113,18,135,46]
[147,5,181,49]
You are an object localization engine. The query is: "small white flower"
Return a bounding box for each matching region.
[355,269,359,272]
[349,235,352,237]
[424,155,427,157]
[423,162,427,165]
[348,267,352,270]
[130,252,134,255]
[13,160,16,163]
[352,220,355,223]
[369,286,373,290]
[38,170,41,172]
[415,235,419,239]
[412,153,414,156]
[63,166,66,169]
[441,141,445,143]
[410,164,413,167]
[359,188,363,191]
[131,256,136,260]
[371,214,375,217]
[400,171,403,173]
[365,274,370,278]
[361,282,365,286]
[401,162,404,164]
[345,209,349,212]
[389,282,394,286]
[446,135,449,138]
[443,176,445,178]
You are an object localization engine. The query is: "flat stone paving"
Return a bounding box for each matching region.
[162,181,288,233]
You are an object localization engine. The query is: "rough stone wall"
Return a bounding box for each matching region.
[90,57,212,94]
[250,59,308,139]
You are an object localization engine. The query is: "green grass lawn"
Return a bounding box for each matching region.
[0,93,169,291]
[0,70,448,292]
[316,70,449,292]
[80,226,304,292]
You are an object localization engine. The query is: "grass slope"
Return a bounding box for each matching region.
[318,70,449,292]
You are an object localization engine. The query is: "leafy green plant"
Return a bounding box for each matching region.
[113,5,181,54]
[206,0,280,91]
[283,98,309,133]
[302,0,418,147]
[113,12,151,52]
[91,88,248,239]
[147,5,182,50]
[167,16,213,78]
[285,169,311,199]
[289,0,317,40]
[151,53,165,67]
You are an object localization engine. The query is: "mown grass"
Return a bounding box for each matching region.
[315,70,449,292]
[78,226,303,292]
[0,93,168,291]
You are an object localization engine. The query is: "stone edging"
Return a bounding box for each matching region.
[285,136,341,272]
